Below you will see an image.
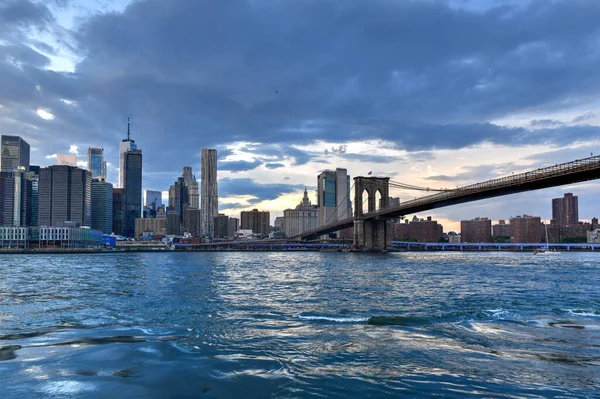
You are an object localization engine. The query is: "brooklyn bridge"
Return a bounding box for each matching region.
[298,154,600,250]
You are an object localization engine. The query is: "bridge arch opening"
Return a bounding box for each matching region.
[361,189,369,215]
[375,189,382,211]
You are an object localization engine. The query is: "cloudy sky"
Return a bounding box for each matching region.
[1,0,599,231]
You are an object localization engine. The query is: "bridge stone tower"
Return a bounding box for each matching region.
[353,177,392,250]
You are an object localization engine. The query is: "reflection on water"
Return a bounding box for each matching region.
[0,252,599,397]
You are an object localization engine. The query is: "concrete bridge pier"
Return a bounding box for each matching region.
[353,217,392,250]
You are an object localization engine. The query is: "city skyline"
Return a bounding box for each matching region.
[1,0,600,231]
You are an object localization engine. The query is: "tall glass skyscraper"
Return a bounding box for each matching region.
[317,168,351,235]
[124,149,142,237]
[1,135,30,172]
[119,117,137,188]
[201,148,218,238]
[88,147,106,180]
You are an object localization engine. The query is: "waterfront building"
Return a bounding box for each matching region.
[393,216,444,242]
[112,188,125,236]
[28,227,103,248]
[123,149,142,237]
[119,117,137,189]
[144,190,163,210]
[87,147,106,180]
[201,149,218,237]
[135,216,167,237]
[447,232,461,243]
[552,193,579,226]
[214,214,229,239]
[38,165,91,227]
[240,209,270,236]
[0,135,30,173]
[317,169,351,233]
[91,179,113,234]
[284,188,318,238]
[185,207,201,237]
[510,215,543,243]
[167,211,181,235]
[56,154,78,167]
[0,168,32,227]
[587,229,600,244]
[213,214,239,239]
[228,217,239,237]
[492,220,512,239]
[460,217,492,243]
[25,169,39,226]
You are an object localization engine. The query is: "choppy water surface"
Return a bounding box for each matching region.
[0,252,599,398]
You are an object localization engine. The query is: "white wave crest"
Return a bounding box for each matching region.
[294,314,369,323]
[564,309,600,318]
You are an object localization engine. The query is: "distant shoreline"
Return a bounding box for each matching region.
[0,247,598,254]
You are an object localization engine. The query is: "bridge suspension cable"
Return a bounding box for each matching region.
[388,180,454,192]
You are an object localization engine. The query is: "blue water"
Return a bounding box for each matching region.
[0,252,599,398]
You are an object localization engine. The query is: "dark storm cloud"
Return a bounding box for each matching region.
[218,159,262,172]
[2,0,600,194]
[264,163,285,170]
[219,178,304,201]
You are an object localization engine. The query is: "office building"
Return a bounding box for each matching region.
[552,193,579,226]
[460,217,492,243]
[0,169,32,227]
[510,215,543,243]
[119,116,137,188]
[393,216,444,242]
[27,171,39,226]
[91,179,113,234]
[317,168,351,237]
[123,149,142,237]
[284,188,318,238]
[169,177,189,225]
[181,166,199,209]
[185,207,201,237]
[135,216,167,237]
[145,190,163,210]
[38,165,91,227]
[1,135,30,172]
[213,214,239,239]
[240,209,270,236]
[56,154,78,167]
[167,211,181,235]
[201,149,218,237]
[112,188,125,236]
[274,216,284,232]
[88,147,106,180]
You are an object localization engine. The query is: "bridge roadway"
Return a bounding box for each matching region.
[301,154,600,240]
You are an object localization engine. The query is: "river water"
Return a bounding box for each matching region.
[0,252,599,398]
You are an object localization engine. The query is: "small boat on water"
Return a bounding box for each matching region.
[533,222,560,256]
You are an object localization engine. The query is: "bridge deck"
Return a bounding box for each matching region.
[302,155,600,240]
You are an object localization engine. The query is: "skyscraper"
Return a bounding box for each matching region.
[144,190,163,210]
[119,117,137,188]
[0,168,31,227]
[1,135,30,172]
[91,179,113,234]
[317,168,351,237]
[240,209,270,236]
[201,148,218,237]
[38,165,92,227]
[56,154,78,166]
[169,176,189,225]
[112,188,125,236]
[88,147,106,180]
[123,149,142,237]
[551,193,579,226]
[181,166,199,209]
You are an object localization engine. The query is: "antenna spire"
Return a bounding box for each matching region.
[127,115,131,141]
